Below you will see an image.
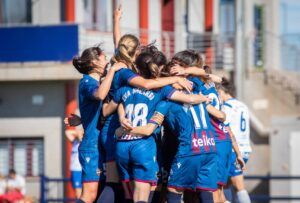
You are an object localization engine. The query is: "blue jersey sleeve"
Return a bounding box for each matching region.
[149,101,171,126]
[83,82,99,100]
[160,85,176,100]
[188,76,204,93]
[118,68,139,86]
[112,88,124,104]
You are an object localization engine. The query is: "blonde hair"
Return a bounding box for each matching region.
[112,34,140,73]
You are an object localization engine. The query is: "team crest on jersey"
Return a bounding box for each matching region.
[85,157,90,163]
[177,162,181,169]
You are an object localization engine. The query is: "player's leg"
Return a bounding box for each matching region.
[196,153,218,203]
[166,187,183,203]
[227,152,250,203]
[131,137,158,202]
[77,150,103,203]
[122,181,134,202]
[71,170,82,199]
[167,156,198,203]
[214,141,233,202]
[133,181,152,202]
[231,175,251,203]
[98,130,124,203]
[148,185,161,203]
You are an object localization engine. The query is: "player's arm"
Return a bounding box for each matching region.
[118,103,133,130]
[102,100,119,117]
[228,127,246,170]
[129,76,192,92]
[93,63,123,100]
[117,112,164,137]
[170,66,222,83]
[113,5,122,48]
[206,104,226,122]
[169,91,210,105]
[65,129,76,142]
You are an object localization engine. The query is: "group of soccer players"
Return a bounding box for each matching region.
[65,5,252,203]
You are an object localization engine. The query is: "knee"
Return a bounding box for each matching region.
[81,188,98,203]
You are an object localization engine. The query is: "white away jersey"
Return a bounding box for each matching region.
[223,98,252,154]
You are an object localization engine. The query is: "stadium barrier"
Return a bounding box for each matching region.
[40,175,300,202]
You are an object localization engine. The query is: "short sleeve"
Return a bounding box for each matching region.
[160,85,176,100]
[149,101,171,125]
[112,88,124,104]
[223,102,233,126]
[83,81,99,100]
[188,77,204,93]
[119,68,139,85]
[155,101,171,116]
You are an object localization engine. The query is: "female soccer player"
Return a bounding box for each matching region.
[217,78,250,203]
[72,45,123,203]
[115,52,227,203]
[65,125,84,198]
[103,49,210,203]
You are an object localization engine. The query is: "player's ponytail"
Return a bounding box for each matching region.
[72,46,103,74]
[135,52,160,79]
[112,34,140,73]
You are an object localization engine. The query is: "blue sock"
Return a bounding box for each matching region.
[224,187,233,202]
[97,186,114,203]
[75,199,85,203]
[167,192,181,203]
[97,182,124,203]
[198,191,214,203]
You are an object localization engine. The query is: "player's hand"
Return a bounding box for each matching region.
[237,155,246,171]
[200,94,212,104]
[176,77,193,93]
[208,74,222,83]
[114,4,123,21]
[111,62,126,72]
[120,118,133,130]
[170,65,187,76]
[65,114,82,127]
[115,127,126,137]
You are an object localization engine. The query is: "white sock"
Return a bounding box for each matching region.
[236,190,251,203]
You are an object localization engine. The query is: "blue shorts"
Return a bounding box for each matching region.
[115,136,158,185]
[71,171,82,188]
[229,152,249,177]
[100,116,119,162]
[168,153,218,191]
[216,141,232,185]
[78,150,104,182]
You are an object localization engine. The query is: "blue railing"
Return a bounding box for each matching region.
[40,175,76,203]
[245,175,300,202]
[40,175,300,202]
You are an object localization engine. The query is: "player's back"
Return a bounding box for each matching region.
[78,75,102,150]
[114,85,174,140]
[201,82,231,142]
[224,98,251,153]
[163,100,217,157]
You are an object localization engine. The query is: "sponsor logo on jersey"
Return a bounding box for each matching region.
[118,134,143,140]
[192,134,216,148]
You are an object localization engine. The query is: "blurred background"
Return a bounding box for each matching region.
[0,0,299,202]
